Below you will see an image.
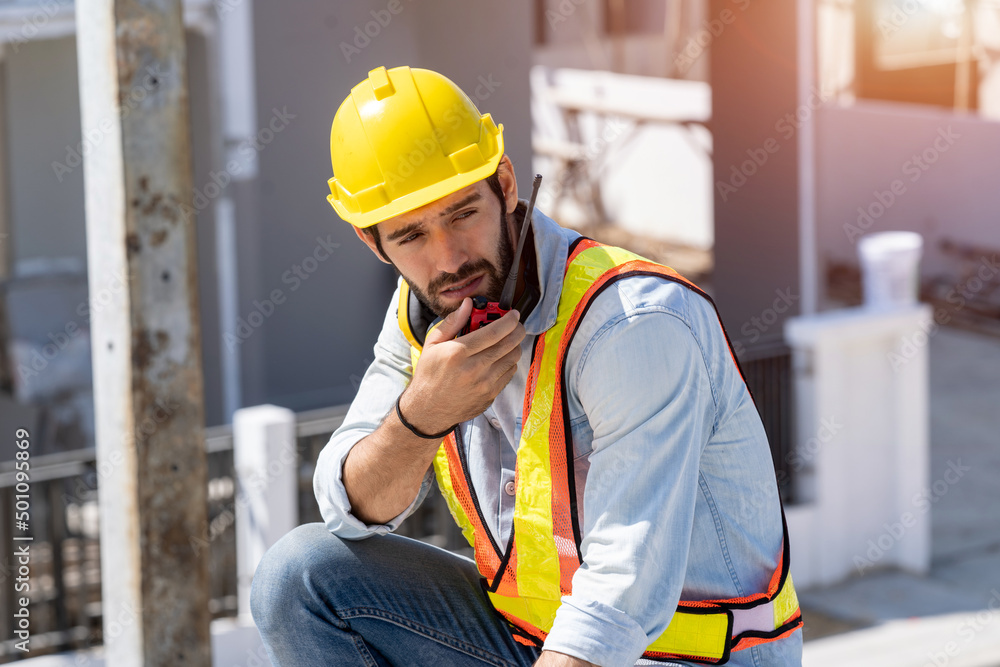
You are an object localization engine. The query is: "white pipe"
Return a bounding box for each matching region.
[218,0,259,179]
[201,0,257,420]
[797,0,818,316]
[216,196,242,419]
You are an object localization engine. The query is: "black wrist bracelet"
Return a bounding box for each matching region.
[395,395,456,440]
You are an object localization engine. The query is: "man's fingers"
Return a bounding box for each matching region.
[478,322,526,365]
[481,344,522,394]
[490,357,520,395]
[461,308,521,353]
[425,298,472,345]
[497,344,522,374]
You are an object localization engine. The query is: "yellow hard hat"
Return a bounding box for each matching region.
[327,66,505,228]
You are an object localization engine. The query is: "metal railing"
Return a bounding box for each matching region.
[293,406,468,554]
[0,405,468,662]
[0,440,244,660]
[1,449,103,659]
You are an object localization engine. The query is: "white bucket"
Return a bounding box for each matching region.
[858,231,923,310]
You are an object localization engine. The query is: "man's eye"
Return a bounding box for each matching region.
[400,233,421,244]
[455,210,475,221]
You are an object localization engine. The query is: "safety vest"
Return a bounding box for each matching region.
[398,238,802,664]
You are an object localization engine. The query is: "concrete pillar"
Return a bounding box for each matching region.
[75,0,212,663]
[233,404,297,620]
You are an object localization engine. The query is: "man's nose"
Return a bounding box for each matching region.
[431,232,470,275]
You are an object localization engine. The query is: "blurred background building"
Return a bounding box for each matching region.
[0,0,998,663]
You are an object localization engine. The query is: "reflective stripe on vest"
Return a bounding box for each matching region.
[401,239,802,664]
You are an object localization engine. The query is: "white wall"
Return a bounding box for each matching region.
[6,36,86,267]
[4,32,226,425]
[815,101,1000,310]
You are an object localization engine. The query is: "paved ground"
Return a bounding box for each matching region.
[801,325,1000,667]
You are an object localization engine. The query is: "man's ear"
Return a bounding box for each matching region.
[353,226,391,264]
[497,154,518,214]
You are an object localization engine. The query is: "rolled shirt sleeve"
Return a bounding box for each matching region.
[542,298,719,666]
[312,281,435,540]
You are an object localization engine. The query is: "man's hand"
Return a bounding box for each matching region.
[400,297,526,434]
[342,298,524,525]
[534,650,598,667]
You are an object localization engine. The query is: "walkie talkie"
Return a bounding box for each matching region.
[460,174,543,335]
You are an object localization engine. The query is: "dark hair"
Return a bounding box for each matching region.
[364,165,507,260]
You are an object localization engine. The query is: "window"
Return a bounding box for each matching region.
[854,0,981,110]
[602,0,668,36]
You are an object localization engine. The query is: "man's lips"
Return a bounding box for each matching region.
[440,274,485,300]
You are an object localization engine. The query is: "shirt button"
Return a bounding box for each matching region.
[504,481,516,496]
[489,418,501,429]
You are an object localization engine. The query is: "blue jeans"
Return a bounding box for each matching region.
[250,523,543,667]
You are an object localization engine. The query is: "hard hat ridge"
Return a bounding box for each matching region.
[327,65,505,228]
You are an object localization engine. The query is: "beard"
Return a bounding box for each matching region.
[404,210,515,318]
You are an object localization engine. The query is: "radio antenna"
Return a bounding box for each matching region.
[498,174,542,310]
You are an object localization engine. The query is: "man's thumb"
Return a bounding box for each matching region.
[425,298,472,345]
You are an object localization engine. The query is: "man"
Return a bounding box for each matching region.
[251,66,803,667]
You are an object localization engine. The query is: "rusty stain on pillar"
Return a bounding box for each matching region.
[75,0,211,664]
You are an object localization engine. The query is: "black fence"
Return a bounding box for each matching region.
[738,341,795,502]
[0,437,243,660]
[0,406,470,662]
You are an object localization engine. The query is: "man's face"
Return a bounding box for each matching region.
[362,179,514,318]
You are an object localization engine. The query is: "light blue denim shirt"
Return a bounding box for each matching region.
[314,209,802,667]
